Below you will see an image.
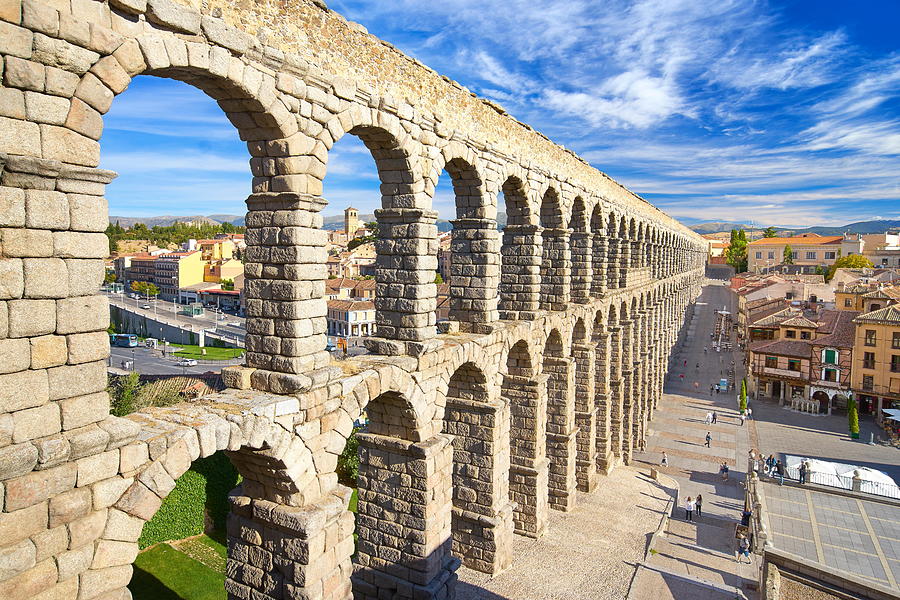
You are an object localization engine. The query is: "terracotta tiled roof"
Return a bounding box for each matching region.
[853,305,900,325]
[751,308,798,327]
[748,235,843,246]
[812,311,859,348]
[327,299,375,311]
[780,316,819,328]
[751,339,811,359]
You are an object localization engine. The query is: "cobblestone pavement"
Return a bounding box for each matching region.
[632,281,758,599]
[455,467,673,600]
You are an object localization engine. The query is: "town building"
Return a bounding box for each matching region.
[746,233,864,273]
[749,309,858,414]
[153,250,204,301]
[326,299,376,338]
[851,305,900,422]
[325,278,375,300]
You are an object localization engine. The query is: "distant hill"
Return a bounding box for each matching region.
[688,221,751,234]
[108,215,224,228]
[785,219,900,236]
[685,218,900,236]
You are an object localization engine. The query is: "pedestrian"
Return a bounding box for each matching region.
[767,454,776,476]
[705,412,712,425]
[738,535,751,563]
[716,386,720,394]
[709,385,714,396]
[685,496,695,521]
[747,407,753,420]
[739,413,745,427]
[775,460,785,485]
[695,494,703,518]
[712,412,718,424]
[696,362,700,370]
[799,460,808,484]
[661,452,668,467]
[721,462,730,481]
[705,432,712,448]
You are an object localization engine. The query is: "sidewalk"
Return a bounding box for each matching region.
[631,282,758,600]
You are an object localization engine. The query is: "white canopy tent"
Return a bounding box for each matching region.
[785,455,900,499]
[882,408,900,422]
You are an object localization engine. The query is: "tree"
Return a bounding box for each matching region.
[763,226,778,238]
[108,372,143,417]
[434,273,444,285]
[221,278,234,291]
[130,281,159,297]
[739,378,748,413]
[725,228,748,273]
[826,254,874,281]
[847,395,860,438]
[783,244,794,265]
[104,271,117,284]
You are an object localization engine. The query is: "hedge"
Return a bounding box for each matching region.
[139,453,240,549]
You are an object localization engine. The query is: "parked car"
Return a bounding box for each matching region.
[177,358,198,367]
[228,322,242,327]
[140,304,151,309]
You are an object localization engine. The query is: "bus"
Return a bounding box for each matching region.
[110,333,138,348]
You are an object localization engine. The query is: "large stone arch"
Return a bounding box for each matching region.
[498,172,541,318]
[539,187,569,311]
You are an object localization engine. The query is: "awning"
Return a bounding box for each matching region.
[883,408,900,421]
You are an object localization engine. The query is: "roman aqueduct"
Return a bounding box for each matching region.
[0,0,707,597]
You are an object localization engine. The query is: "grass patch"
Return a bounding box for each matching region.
[349,488,358,513]
[173,534,227,572]
[131,541,226,600]
[173,345,243,360]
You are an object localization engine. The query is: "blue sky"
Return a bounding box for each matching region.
[102,0,900,227]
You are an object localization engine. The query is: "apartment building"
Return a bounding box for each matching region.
[747,233,864,273]
[851,306,900,421]
[326,300,376,338]
[153,251,204,301]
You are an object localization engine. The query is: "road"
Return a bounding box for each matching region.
[105,291,246,343]
[108,344,243,375]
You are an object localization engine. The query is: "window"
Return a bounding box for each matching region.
[824,349,837,364]
[865,330,877,346]
[788,359,801,371]
[755,251,762,259]
[765,356,778,368]
[824,368,837,382]
[806,251,817,260]
[844,298,852,307]
[863,352,875,369]
[893,332,900,350]
[800,331,811,340]
[825,251,836,260]
[768,251,775,259]
[791,251,798,259]
[863,375,874,391]
[871,303,882,311]
[892,355,900,373]
[785,329,796,338]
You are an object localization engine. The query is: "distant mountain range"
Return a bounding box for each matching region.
[108,214,245,227]
[685,219,900,236]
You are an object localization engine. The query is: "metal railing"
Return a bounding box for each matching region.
[765,465,900,500]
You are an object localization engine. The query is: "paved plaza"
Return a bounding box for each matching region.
[760,482,900,590]
[456,467,674,600]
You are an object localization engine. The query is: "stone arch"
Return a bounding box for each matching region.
[606,211,620,289]
[569,196,591,303]
[590,204,607,297]
[539,187,569,310]
[442,361,514,573]
[499,175,541,316]
[542,328,576,511]
[502,339,549,536]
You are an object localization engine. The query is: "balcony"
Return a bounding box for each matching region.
[761,366,806,380]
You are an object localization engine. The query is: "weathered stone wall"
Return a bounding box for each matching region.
[0,0,708,597]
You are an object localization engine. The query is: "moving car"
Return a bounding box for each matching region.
[177,358,198,367]
[140,304,151,309]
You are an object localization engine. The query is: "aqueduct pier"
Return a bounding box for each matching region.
[0,0,707,598]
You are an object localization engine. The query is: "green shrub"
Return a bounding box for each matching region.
[108,372,143,417]
[139,453,240,549]
[337,427,361,487]
[848,397,860,435]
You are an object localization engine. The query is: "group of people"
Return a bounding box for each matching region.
[683,495,702,521]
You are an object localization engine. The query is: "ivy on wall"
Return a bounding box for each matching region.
[139,453,241,549]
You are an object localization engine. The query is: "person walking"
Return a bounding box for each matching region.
[739,413,745,427]
[799,460,808,484]
[721,462,730,481]
[695,494,703,518]
[705,432,712,448]
[685,496,695,521]
[775,459,785,485]
[747,407,753,420]
[712,411,718,424]
[660,452,668,467]
[705,412,712,425]
[766,454,775,476]
[709,384,714,396]
[738,535,751,563]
